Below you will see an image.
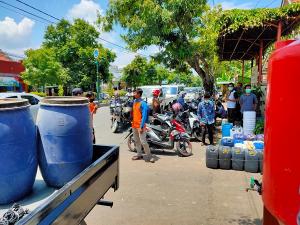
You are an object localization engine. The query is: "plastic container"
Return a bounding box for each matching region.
[37,97,93,188]
[222,123,232,137]
[253,141,264,150]
[243,111,256,135]
[0,99,37,204]
[256,149,263,173]
[263,40,300,225]
[244,150,259,173]
[231,147,244,171]
[206,145,218,169]
[218,146,232,170]
[221,137,234,147]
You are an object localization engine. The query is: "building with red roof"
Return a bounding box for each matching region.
[0,50,27,92]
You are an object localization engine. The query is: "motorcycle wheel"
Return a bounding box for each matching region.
[193,128,202,142]
[176,140,192,157]
[127,134,136,152]
[111,120,119,133]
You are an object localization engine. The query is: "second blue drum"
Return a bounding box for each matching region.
[37,97,93,188]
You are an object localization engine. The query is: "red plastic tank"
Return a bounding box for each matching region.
[263,39,300,225]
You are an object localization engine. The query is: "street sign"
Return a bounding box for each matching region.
[93,49,99,59]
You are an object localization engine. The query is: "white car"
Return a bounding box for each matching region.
[0,92,42,121]
[139,85,174,110]
[184,87,202,102]
[162,84,185,103]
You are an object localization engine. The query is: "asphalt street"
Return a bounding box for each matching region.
[85,107,263,225]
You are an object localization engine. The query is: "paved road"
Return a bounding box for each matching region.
[86,107,263,225]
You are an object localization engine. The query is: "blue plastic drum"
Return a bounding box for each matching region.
[37,97,93,188]
[0,99,37,204]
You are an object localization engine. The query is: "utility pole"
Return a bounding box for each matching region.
[93,49,100,101]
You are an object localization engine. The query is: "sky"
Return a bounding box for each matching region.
[0,0,282,67]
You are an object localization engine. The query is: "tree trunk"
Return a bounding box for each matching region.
[188,55,215,95]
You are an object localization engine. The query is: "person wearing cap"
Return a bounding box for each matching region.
[197,92,215,145]
[131,88,155,163]
[152,89,161,114]
[72,88,83,96]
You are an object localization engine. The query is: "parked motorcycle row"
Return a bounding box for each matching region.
[110,97,204,157]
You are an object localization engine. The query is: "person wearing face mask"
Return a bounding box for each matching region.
[226,83,238,123]
[197,93,215,145]
[239,84,258,113]
[86,91,98,144]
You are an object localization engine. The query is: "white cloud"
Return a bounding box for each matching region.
[220,1,252,10]
[0,17,35,52]
[67,0,103,24]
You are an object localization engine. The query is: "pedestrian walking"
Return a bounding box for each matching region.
[131,88,155,163]
[226,83,238,123]
[152,89,161,114]
[197,93,215,145]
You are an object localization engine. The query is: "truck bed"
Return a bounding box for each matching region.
[0,145,119,225]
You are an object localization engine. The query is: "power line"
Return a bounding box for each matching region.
[0,4,49,25]
[98,37,149,58]
[0,0,55,24]
[15,0,60,21]
[264,0,278,8]
[0,1,150,58]
[254,0,262,8]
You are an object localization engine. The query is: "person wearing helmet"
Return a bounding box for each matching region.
[86,91,98,144]
[152,89,161,114]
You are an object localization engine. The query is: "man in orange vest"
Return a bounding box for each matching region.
[131,88,154,163]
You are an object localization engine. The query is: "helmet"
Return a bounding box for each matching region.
[152,89,160,97]
[172,102,182,112]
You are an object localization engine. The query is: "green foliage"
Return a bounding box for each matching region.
[58,85,64,96]
[218,3,300,34]
[122,56,148,88]
[99,0,219,92]
[21,48,70,89]
[43,19,116,90]
[251,85,264,98]
[30,91,46,97]
[254,119,264,135]
[121,55,197,87]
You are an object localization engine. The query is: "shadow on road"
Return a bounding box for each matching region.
[229,217,262,225]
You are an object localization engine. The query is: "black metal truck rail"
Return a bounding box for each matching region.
[16,144,119,225]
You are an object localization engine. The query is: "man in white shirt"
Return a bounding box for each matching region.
[226,83,238,123]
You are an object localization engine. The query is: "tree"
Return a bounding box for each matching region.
[43,19,116,90]
[21,48,70,90]
[99,0,221,93]
[122,56,147,88]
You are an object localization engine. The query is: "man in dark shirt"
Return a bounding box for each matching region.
[239,84,258,113]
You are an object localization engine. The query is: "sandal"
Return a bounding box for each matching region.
[132,155,143,160]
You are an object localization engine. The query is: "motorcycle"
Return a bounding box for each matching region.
[125,119,192,157]
[110,97,132,133]
[175,109,202,142]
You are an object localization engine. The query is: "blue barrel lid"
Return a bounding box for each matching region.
[41,96,88,106]
[0,99,29,109]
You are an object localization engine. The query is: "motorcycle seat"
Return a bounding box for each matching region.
[148,124,164,132]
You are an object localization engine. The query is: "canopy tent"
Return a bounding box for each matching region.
[217,4,300,83]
